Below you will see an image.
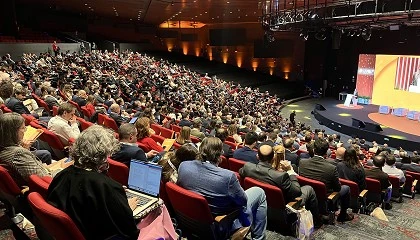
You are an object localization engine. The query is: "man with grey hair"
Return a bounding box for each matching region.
[47,125,140,239]
[111,123,158,166]
[178,137,267,240]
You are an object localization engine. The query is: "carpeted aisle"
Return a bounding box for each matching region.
[264,198,420,240]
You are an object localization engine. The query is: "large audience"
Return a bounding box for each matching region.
[0,50,419,239]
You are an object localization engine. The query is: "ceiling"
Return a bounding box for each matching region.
[16,0,271,26]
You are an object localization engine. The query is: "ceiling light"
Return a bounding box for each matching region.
[227,1,230,3]
[205,11,207,14]
[85,3,88,6]
[229,11,232,14]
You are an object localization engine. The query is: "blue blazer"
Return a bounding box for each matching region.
[111,143,147,166]
[233,146,258,164]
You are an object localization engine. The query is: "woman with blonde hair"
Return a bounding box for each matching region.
[227,124,242,144]
[135,117,163,152]
[175,126,192,145]
[272,145,286,171]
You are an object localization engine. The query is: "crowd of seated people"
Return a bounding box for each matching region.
[0,50,420,239]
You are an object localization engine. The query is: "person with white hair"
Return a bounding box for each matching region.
[47,125,140,239]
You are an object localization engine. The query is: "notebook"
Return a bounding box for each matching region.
[161,139,175,151]
[126,160,162,217]
[23,125,43,142]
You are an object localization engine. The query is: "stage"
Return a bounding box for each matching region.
[313,99,420,151]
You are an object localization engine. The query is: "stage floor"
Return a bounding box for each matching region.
[314,99,420,143]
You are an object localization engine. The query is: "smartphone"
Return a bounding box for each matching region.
[64,156,72,163]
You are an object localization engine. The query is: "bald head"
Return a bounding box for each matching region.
[110,103,120,114]
[258,144,274,163]
[336,147,346,160]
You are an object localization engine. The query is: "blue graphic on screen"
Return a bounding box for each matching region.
[128,160,162,197]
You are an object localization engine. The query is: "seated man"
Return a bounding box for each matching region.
[109,103,129,127]
[365,155,392,209]
[72,89,88,107]
[48,102,80,145]
[190,118,206,140]
[233,132,258,164]
[215,128,234,159]
[382,152,405,183]
[178,137,267,240]
[299,139,353,222]
[239,144,321,227]
[111,123,158,166]
[284,138,300,167]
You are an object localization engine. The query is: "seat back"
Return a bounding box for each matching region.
[103,116,119,132]
[224,141,237,150]
[0,104,12,113]
[190,136,201,144]
[228,158,246,173]
[68,100,82,113]
[406,171,420,191]
[80,106,92,119]
[0,166,22,196]
[39,128,66,150]
[365,177,384,203]
[165,182,215,238]
[243,177,285,209]
[150,123,161,135]
[28,175,53,199]
[296,176,328,202]
[27,192,85,240]
[339,178,360,198]
[52,106,59,116]
[160,127,175,139]
[151,134,166,145]
[388,175,402,199]
[107,158,129,186]
[76,117,93,131]
[97,113,106,125]
[22,114,37,125]
[32,94,50,113]
[218,156,229,170]
[171,124,182,133]
[137,141,151,152]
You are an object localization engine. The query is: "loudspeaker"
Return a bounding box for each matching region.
[315,104,326,111]
[352,118,366,128]
[365,122,383,132]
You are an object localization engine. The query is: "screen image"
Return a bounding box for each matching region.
[356,54,420,111]
[128,160,162,197]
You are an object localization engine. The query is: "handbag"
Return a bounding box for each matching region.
[287,206,314,240]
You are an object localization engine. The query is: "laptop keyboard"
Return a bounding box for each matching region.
[126,191,152,207]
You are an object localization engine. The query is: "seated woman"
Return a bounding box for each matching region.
[84,95,96,118]
[227,124,242,144]
[272,145,286,171]
[175,126,196,147]
[135,117,164,152]
[158,144,198,183]
[47,125,140,240]
[0,113,51,186]
[337,146,366,190]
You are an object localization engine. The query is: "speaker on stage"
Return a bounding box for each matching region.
[315,104,326,111]
[364,122,383,132]
[351,118,366,128]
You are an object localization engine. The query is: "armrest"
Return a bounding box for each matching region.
[327,192,340,202]
[214,209,240,223]
[359,189,368,198]
[287,197,302,210]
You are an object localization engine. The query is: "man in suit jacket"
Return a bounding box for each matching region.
[365,155,392,209]
[239,144,321,226]
[299,139,353,222]
[284,138,300,166]
[109,104,129,127]
[6,87,31,115]
[111,123,158,166]
[400,156,420,173]
[72,90,87,107]
[233,132,258,163]
[178,112,192,127]
[326,147,346,166]
[215,128,234,159]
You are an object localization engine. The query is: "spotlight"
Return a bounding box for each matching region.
[307,11,319,21]
[284,12,293,23]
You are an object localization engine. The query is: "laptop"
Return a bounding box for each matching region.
[126,160,162,217]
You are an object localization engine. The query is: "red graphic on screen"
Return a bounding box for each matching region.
[356,54,376,98]
[395,57,420,91]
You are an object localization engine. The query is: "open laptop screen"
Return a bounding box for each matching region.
[128,160,162,197]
